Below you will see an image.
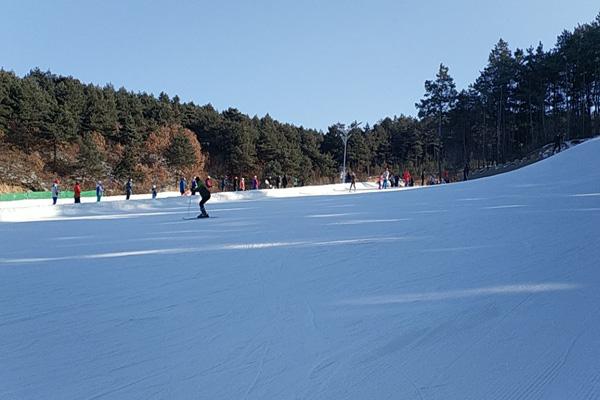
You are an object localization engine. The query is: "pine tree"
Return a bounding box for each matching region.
[416,63,458,178]
[77,134,105,181]
[166,133,196,168]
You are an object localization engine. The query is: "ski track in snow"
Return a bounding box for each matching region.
[1,138,600,399]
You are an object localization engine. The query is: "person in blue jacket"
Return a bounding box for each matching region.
[96,181,104,202]
[191,176,198,195]
[179,177,187,195]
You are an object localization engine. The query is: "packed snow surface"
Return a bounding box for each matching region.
[1,139,600,399]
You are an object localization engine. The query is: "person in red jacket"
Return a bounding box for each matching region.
[204,175,213,191]
[74,181,81,204]
[402,170,411,187]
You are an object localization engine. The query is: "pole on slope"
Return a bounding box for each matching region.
[187,194,193,218]
[339,121,362,184]
[342,133,349,183]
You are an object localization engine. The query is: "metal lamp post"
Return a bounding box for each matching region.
[339,122,361,183]
[341,128,350,183]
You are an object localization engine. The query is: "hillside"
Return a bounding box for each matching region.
[1,139,599,398]
[3,13,600,195]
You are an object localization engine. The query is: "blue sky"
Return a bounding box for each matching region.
[1,0,598,131]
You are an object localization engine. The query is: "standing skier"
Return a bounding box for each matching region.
[51,179,60,205]
[191,176,198,195]
[349,172,356,192]
[125,178,133,200]
[179,177,187,195]
[552,133,563,154]
[73,181,81,204]
[152,184,158,199]
[195,176,211,218]
[96,181,104,202]
[240,177,246,191]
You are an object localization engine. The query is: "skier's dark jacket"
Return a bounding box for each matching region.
[196,178,211,199]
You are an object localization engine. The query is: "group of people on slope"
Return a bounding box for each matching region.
[179,176,213,196]
[375,168,415,189]
[218,174,296,192]
[49,177,142,205]
[51,179,83,205]
[344,167,459,192]
[48,176,211,217]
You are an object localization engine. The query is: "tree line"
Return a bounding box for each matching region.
[430,13,600,171]
[0,13,598,190]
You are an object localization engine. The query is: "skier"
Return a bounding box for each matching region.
[240,177,246,191]
[73,181,81,204]
[51,179,60,205]
[195,176,211,218]
[252,175,259,190]
[282,175,288,188]
[152,184,158,199]
[233,176,239,191]
[96,181,104,202]
[125,178,133,200]
[552,133,562,154]
[463,162,470,181]
[179,177,187,195]
[349,172,356,192]
[191,176,198,195]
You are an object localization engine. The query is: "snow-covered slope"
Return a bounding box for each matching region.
[1,139,599,399]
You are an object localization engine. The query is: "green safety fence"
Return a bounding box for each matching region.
[0,190,97,202]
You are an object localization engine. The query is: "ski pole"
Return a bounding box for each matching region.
[187,193,192,218]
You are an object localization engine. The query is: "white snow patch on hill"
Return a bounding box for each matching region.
[1,138,599,399]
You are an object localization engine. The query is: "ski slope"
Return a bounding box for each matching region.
[1,139,600,399]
